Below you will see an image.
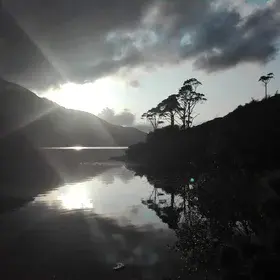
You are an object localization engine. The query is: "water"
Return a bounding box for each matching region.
[0,149,181,280]
[1,148,279,279]
[42,146,128,150]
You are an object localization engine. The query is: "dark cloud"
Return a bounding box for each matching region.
[98,108,136,126]
[0,2,63,90]
[1,0,280,90]
[189,3,280,71]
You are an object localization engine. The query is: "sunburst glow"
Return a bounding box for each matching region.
[44,77,125,114]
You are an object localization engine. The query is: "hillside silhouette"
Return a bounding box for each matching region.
[0,78,146,147]
[126,94,280,173]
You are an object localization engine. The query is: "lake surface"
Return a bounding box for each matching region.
[1,148,279,279]
[42,146,128,150]
[0,149,182,279]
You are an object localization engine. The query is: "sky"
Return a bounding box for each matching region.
[1,0,279,126]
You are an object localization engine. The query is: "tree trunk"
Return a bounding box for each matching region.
[171,192,175,209]
[265,83,268,99]
[183,185,186,214]
[170,112,174,126]
[186,103,191,129]
[181,110,186,129]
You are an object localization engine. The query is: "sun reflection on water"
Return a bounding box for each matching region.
[73,146,84,151]
[57,187,93,210]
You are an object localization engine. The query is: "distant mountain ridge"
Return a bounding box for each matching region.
[0,79,146,147]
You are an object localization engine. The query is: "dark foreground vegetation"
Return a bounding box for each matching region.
[126,93,280,173]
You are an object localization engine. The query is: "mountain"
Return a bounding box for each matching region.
[0,78,146,147]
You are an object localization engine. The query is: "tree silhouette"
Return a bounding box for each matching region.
[141,78,207,130]
[141,107,163,130]
[177,78,206,129]
[258,73,274,99]
[157,94,179,126]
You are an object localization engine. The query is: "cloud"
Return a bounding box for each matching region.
[98,107,153,132]
[129,80,141,88]
[2,0,280,90]
[98,108,136,126]
[189,3,280,71]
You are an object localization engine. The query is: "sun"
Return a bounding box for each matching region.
[44,77,124,114]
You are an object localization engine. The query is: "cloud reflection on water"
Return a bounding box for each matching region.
[36,166,170,229]
[0,161,181,279]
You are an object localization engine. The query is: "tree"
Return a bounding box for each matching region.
[177,78,206,129]
[157,94,180,126]
[258,73,274,99]
[141,107,163,130]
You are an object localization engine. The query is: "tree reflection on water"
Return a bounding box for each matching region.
[127,164,280,279]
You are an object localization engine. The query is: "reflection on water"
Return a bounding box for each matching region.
[127,165,280,279]
[0,157,180,280]
[42,146,128,150]
[2,149,279,279]
[36,166,171,229]
[57,184,94,210]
